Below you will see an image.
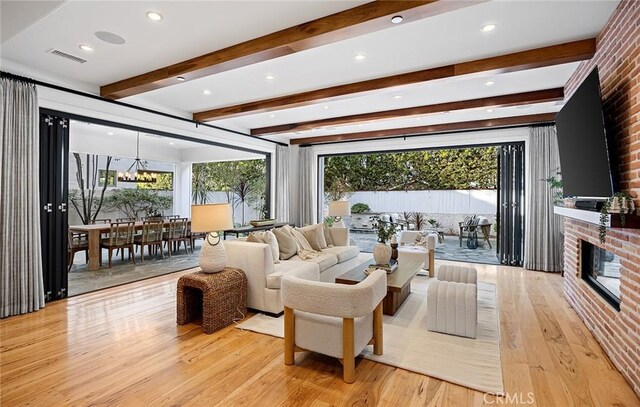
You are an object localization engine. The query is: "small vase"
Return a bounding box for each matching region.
[373,243,392,265]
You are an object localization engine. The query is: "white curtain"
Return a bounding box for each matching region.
[275,145,290,222]
[0,77,45,318]
[524,125,564,272]
[298,146,315,226]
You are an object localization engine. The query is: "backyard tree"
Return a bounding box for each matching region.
[69,153,113,224]
[103,189,172,220]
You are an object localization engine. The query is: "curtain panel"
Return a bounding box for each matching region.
[275,145,290,222]
[523,125,563,272]
[298,146,315,226]
[0,77,45,317]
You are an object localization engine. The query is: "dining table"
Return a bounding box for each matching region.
[69,219,191,271]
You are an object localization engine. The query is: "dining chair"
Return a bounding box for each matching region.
[100,221,136,268]
[134,219,164,262]
[116,217,136,222]
[163,217,191,257]
[164,214,179,219]
[67,230,88,272]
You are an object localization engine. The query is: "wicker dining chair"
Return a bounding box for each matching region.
[67,230,88,272]
[116,217,136,222]
[163,217,191,257]
[134,219,164,262]
[100,221,136,268]
[90,218,112,224]
[164,214,180,219]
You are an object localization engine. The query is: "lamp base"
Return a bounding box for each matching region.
[200,234,227,273]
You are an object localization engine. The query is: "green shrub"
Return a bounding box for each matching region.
[351,203,371,213]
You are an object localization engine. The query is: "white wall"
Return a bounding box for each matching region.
[346,190,497,215]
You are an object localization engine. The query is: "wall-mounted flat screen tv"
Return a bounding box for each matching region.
[555,67,616,198]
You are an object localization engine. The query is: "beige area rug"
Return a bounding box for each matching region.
[236,276,504,394]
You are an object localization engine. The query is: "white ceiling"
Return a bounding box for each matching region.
[69,120,263,162]
[1,0,619,144]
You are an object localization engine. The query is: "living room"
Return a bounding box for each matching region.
[1,1,639,406]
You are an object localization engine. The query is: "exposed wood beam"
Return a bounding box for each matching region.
[251,88,564,135]
[195,38,594,122]
[101,0,483,99]
[289,113,556,145]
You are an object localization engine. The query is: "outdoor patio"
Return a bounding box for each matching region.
[350,230,499,265]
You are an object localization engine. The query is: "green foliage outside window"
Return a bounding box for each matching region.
[102,189,173,220]
[191,159,267,224]
[137,173,174,191]
[324,147,499,193]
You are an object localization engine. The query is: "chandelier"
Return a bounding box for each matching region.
[117,133,161,183]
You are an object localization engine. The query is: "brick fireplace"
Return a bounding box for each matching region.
[561,0,640,397]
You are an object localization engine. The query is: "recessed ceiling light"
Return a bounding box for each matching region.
[394,95,402,99]
[79,44,93,52]
[415,117,422,121]
[202,89,211,95]
[391,15,404,24]
[269,114,276,118]
[484,80,495,86]
[481,23,496,33]
[354,53,366,61]
[177,76,185,81]
[487,109,494,113]
[107,132,114,135]
[147,11,163,21]
[357,124,364,127]
[323,106,330,110]
[169,142,175,145]
[265,74,275,80]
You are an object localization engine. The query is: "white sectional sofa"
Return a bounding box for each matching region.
[224,227,371,315]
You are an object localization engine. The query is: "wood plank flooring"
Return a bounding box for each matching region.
[2,261,639,406]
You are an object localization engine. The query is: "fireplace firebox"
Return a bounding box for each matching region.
[581,240,621,311]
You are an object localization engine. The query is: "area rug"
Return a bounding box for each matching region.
[236,276,504,394]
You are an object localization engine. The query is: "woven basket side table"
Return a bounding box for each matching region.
[177,267,247,334]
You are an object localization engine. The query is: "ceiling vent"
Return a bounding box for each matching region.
[46,49,87,64]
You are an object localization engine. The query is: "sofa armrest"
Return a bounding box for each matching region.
[224,240,274,287]
[329,227,349,246]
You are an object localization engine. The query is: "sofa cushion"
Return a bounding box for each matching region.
[273,227,297,260]
[321,246,359,263]
[296,224,327,250]
[289,253,338,272]
[266,261,318,289]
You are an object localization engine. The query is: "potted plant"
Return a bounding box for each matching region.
[371,217,397,265]
[351,202,371,214]
[598,192,635,243]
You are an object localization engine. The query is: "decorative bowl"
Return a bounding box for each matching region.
[250,219,276,227]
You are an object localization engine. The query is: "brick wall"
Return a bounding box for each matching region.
[562,0,640,397]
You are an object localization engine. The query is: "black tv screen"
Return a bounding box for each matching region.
[555,68,616,198]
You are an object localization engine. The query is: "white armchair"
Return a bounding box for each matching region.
[281,269,387,383]
[398,231,436,277]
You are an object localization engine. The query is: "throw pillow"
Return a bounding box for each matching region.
[296,224,327,251]
[247,233,264,244]
[262,230,280,264]
[290,228,321,260]
[323,224,335,247]
[273,227,297,260]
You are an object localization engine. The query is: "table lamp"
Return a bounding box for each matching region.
[328,200,350,228]
[191,203,234,273]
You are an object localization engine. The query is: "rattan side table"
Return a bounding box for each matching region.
[177,267,247,334]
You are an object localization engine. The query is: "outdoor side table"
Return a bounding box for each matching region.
[177,268,247,334]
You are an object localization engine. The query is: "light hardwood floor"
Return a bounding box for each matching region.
[2,262,639,406]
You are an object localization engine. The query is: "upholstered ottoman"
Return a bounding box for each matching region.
[177,268,247,334]
[437,265,477,284]
[427,280,477,338]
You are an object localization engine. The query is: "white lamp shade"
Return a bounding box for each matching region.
[191,203,233,233]
[328,200,351,217]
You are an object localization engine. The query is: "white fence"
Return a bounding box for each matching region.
[347,190,497,214]
[331,190,498,236]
